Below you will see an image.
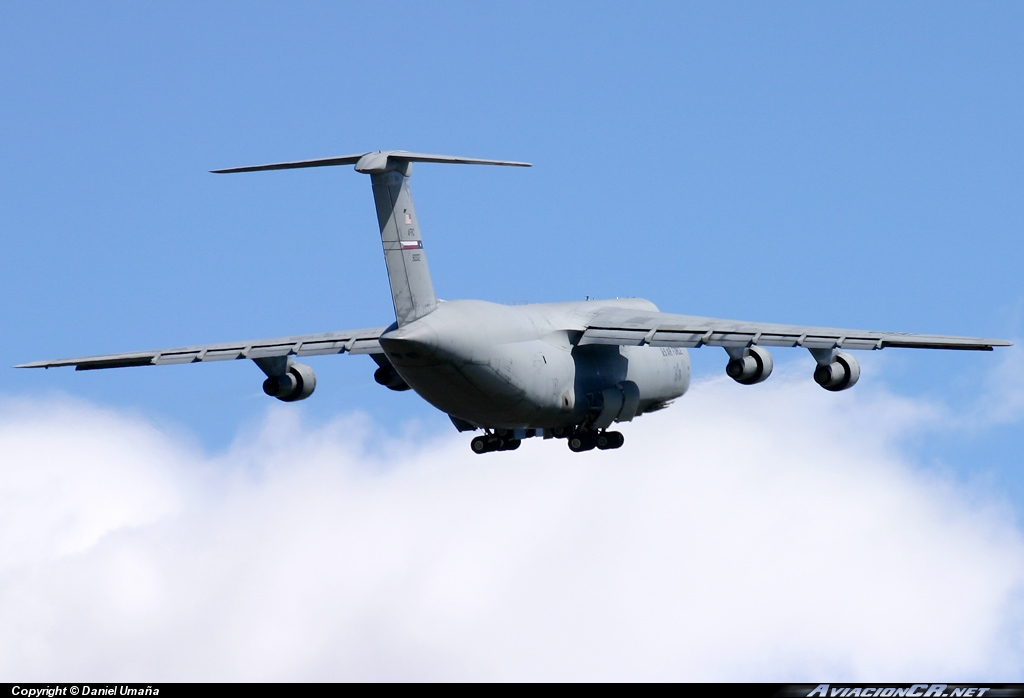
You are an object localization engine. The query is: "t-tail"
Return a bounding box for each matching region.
[213,150,530,326]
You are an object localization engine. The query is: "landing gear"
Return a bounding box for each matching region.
[471,435,493,453]
[568,432,596,452]
[470,433,521,454]
[567,429,624,452]
[468,427,622,454]
[596,431,624,450]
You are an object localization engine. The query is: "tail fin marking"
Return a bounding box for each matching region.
[371,165,437,325]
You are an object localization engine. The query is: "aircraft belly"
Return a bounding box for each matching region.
[397,340,578,429]
[398,361,509,420]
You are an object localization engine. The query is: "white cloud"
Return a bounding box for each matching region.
[973,345,1024,426]
[0,368,1022,681]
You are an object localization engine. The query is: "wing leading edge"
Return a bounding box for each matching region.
[15,326,389,371]
[581,308,1011,351]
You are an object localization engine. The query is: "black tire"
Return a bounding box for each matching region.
[597,431,625,450]
[568,433,596,452]
[502,439,521,451]
[471,436,490,454]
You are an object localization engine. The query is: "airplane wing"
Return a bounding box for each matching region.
[580,307,1011,351]
[15,326,389,370]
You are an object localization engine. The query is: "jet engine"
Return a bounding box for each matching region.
[813,351,860,392]
[373,364,411,391]
[263,362,317,402]
[726,346,774,385]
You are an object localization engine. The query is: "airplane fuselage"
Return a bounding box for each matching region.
[379,298,691,429]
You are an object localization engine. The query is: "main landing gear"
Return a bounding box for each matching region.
[468,427,624,454]
[471,432,521,454]
[566,429,624,452]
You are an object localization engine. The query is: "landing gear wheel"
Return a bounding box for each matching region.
[568,433,596,452]
[472,434,516,454]
[471,436,490,454]
[597,431,624,450]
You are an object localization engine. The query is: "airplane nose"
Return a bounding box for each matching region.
[379,321,439,360]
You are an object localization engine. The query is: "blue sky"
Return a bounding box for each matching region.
[5,4,1021,451]
[2,3,1024,678]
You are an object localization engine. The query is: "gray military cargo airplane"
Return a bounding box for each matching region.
[18,150,1012,453]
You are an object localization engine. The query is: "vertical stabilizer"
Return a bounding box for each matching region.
[212,150,530,326]
[368,163,437,325]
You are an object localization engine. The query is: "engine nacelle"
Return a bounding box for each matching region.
[374,364,411,391]
[263,362,317,402]
[726,346,774,385]
[814,351,860,392]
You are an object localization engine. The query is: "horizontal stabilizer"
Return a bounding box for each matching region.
[212,150,531,175]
